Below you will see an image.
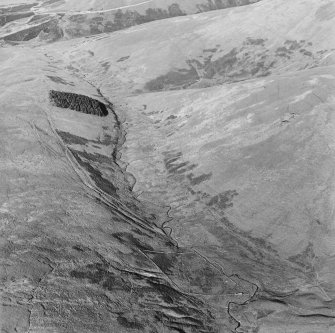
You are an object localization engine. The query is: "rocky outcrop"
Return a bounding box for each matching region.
[49,90,109,117]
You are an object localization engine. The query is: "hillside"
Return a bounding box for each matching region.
[0,0,261,41]
[1,0,335,332]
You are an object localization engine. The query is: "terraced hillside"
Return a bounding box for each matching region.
[0,0,335,332]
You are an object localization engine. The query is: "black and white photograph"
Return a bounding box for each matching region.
[0,0,334,332]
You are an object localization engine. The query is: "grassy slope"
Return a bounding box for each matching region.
[1,0,335,332]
